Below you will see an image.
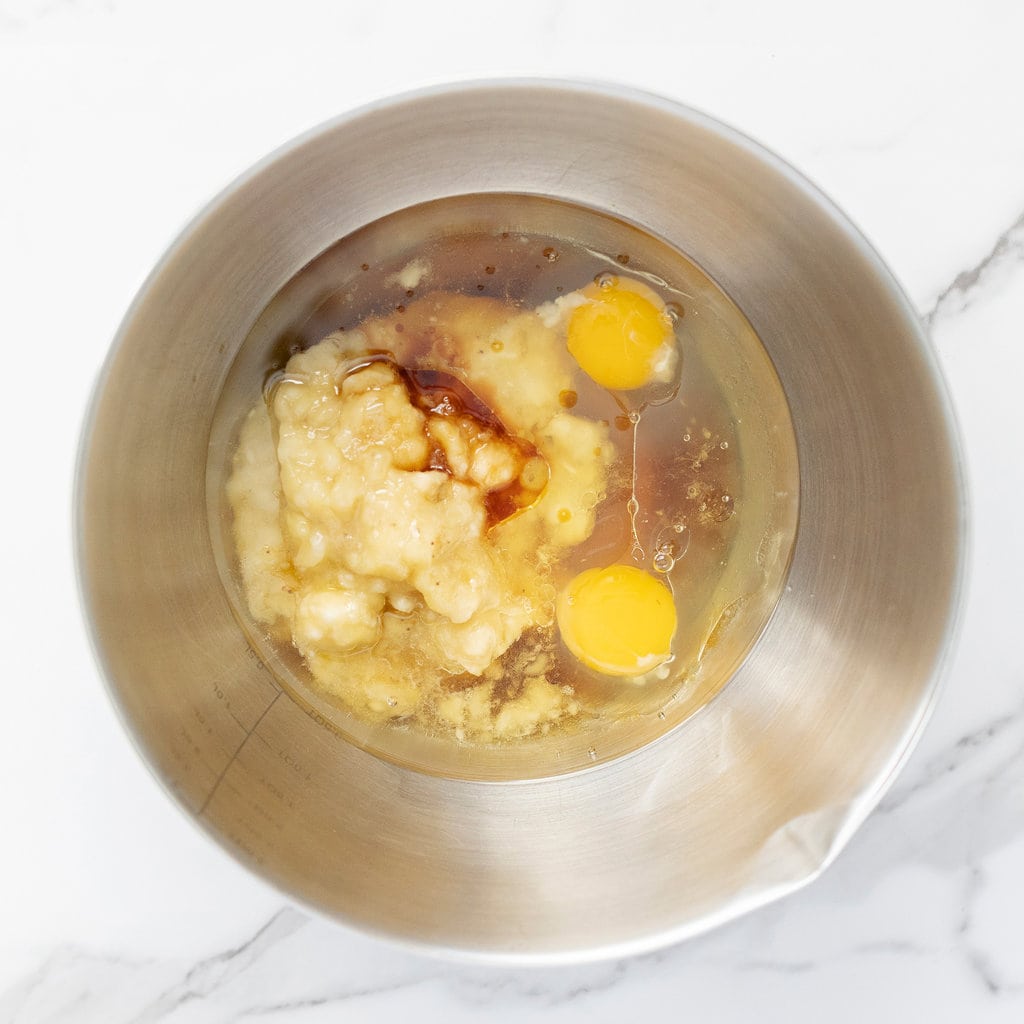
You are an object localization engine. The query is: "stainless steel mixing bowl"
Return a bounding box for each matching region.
[76,80,965,962]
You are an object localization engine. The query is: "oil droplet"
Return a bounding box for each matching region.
[484,265,496,275]
[491,339,504,352]
[594,271,617,290]
[657,710,666,720]
[385,696,398,708]
[615,253,630,265]
[666,301,684,323]
[360,262,369,271]
[543,246,558,262]
[519,457,548,491]
[557,508,572,523]
[614,415,631,431]
[558,389,578,408]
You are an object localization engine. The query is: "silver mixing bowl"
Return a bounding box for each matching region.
[76,80,965,962]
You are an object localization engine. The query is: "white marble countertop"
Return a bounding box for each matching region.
[3,0,1023,1020]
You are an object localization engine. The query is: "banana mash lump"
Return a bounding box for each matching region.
[228,292,615,740]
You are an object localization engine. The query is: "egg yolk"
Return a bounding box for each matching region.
[567,280,675,390]
[556,564,677,677]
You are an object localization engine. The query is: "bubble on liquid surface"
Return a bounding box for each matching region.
[653,548,675,573]
[654,522,689,562]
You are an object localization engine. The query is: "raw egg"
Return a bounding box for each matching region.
[566,276,676,390]
[556,564,677,677]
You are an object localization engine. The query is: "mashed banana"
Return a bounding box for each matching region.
[228,292,614,740]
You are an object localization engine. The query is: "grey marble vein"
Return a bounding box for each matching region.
[229,976,428,1022]
[738,938,937,976]
[879,701,1024,815]
[956,857,1024,998]
[959,865,1000,995]
[0,908,311,1024]
[925,208,1024,326]
[0,948,164,1024]
[131,908,306,1023]
[451,956,640,1008]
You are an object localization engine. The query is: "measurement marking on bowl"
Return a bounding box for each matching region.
[223,827,266,866]
[210,678,251,733]
[198,691,283,816]
[245,645,267,672]
[305,705,347,739]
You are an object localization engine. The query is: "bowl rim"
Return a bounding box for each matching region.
[74,76,969,965]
